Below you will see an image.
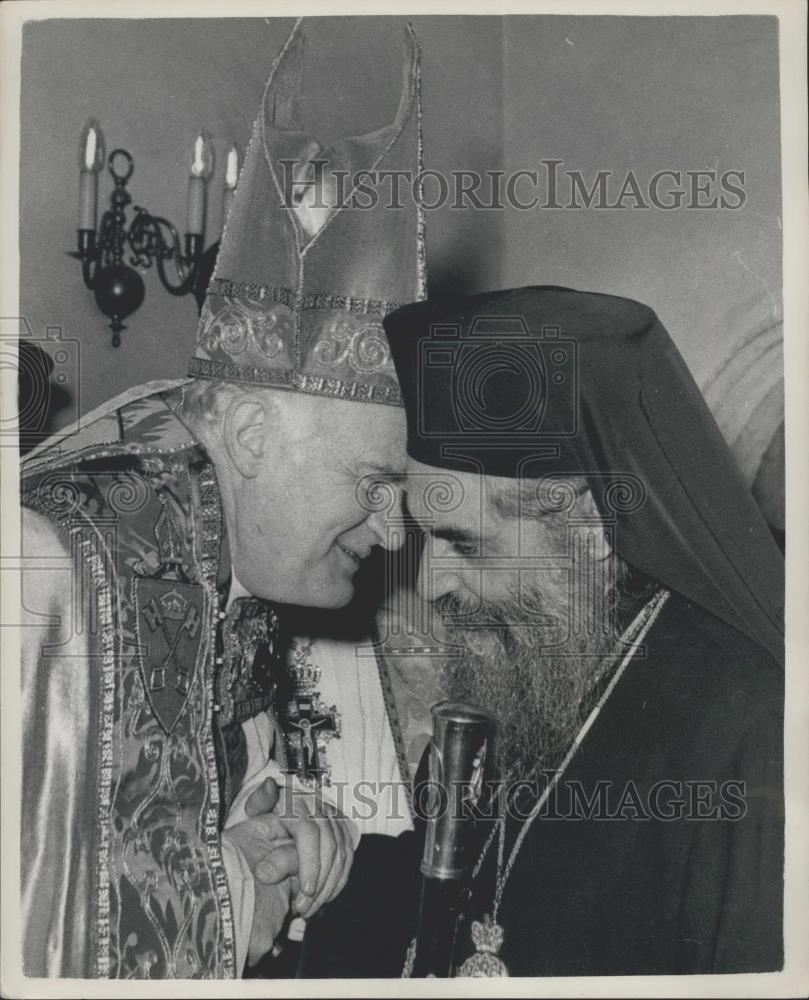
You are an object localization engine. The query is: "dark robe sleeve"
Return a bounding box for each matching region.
[674,694,784,972]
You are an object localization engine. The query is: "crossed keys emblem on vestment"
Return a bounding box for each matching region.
[134,579,205,734]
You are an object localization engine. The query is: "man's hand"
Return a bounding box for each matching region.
[245,874,292,967]
[225,775,356,964]
[240,776,355,917]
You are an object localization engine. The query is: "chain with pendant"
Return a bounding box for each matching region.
[453,589,670,978]
[279,639,341,788]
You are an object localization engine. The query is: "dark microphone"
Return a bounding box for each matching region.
[410,700,491,978]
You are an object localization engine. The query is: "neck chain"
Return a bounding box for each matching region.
[457,587,670,977]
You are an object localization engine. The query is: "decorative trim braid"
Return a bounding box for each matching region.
[87,531,115,978]
[208,280,294,308]
[188,356,403,406]
[192,462,237,978]
[414,37,427,301]
[207,279,402,319]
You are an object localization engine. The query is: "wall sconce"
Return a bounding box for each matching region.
[70,119,239,346]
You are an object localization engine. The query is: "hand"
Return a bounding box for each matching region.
[228,777,355,918]
[246,877,292,967]
[243,776,355,918]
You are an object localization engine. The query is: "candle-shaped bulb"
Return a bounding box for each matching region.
[187,129,212,236]
[189,129,214,180]
[79,118,105,173]
[78,118,104,231]
[221,143,240,232]
[225,143,240,190]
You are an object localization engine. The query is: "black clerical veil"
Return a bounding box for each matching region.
[383,286,784,667]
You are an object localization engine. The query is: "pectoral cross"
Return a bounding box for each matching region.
[284,694,338,784]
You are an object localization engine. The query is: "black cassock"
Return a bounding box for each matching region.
[301,592,783,978]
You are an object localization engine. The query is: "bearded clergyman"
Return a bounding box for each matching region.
[301,286,784,978]
[19,22,424,978]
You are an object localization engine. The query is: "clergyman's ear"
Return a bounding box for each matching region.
[222,394,273,478]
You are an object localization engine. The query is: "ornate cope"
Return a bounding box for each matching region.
[20,390,284,978]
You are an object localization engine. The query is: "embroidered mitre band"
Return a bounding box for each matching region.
[189,20,426,405]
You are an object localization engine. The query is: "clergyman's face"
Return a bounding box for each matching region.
[405,459,579,629]
[404,458,616,780]
[233,395,407,608]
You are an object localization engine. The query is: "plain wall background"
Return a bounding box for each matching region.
[19,15,781,427]
[501,15,782,381]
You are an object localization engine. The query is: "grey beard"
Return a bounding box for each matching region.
[435,587,618,786]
